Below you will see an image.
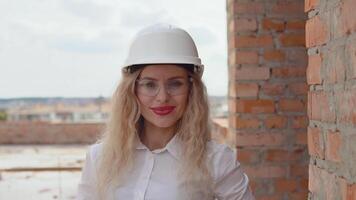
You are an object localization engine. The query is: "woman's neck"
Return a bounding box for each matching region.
[141,122,176,151]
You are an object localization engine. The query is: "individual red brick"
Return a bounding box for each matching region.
[235,67,270,80]
[228,98,238,113]
[264,50,285,61]
[243,165,287,178]
[229,81,238,97]
[236,132,286,147]
[288,191,308,200]
[326,130,342,162]
[275,178,298,193]
[309,164,322,194]
[279,33,305,47]
[305,0,319,12]
[291,164,308,177]
[307,54,322,85]
[337,0,356,37]
[307,91,319,122]
[235,51,259,64]
[235,35,274,48]
[228,66,237,80]
[337,89,356,125]
[262,83,285,96]
[234,18,258,32]
[319,92,336,123]
[338,177,356,200]
[347,38,356,79]
[262,18,285,32]
[308,126,324,159]
[296,131,307,145]
[306,15,329,47]
[339,177,348,200]
[257,194,283,200]
[226,0,234,14]
[308,90,336,122]
[272,67,306,78]
[235,83,259,97]
[237,148,260,164]
[265,149,303,162]
[286,20,305,30]
[228,19,235,34]
[228,34,236,49]
[233,116,260,129]
[299,178,309,190]
[264,115,287,129]
[228,51,236,66]
[236,99,275,113]
[234,2,264,14]
[321,168,341,200]
[292,116,308,129]
[289,82,308,95]
[279,99,306,112]
[271,2,304,15]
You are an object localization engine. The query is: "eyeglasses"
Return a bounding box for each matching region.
[136,78,191,97]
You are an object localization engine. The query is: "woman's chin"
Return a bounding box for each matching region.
[147,119,178,129]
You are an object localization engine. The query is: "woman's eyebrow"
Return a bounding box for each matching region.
[167,76,186,80]
[139,77,157,81]
[139,76,187,80]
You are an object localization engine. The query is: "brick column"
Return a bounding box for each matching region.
[227,0,308,199]
[305,0,356,199]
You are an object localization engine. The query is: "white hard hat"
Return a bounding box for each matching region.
[122,24,204,76]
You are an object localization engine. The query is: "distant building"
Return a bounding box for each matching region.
[209,96,228,118]
[7,101,110,123]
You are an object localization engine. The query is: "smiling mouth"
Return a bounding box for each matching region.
[150,106,176,116]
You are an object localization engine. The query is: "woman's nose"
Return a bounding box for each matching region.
[155,85,169,103]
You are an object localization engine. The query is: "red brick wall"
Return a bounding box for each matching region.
[305,0,356,199]
[0,121,228,145]
[227,0,308,199]
[0,122,103,144]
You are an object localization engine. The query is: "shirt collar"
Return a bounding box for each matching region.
[135,134,182,161]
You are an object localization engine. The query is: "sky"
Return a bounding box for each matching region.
[0,0,228,98]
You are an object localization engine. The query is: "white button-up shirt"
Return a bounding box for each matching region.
[77,135,254,200]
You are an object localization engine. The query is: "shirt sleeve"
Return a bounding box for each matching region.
[212,145,255,200]
[77,145,99,200]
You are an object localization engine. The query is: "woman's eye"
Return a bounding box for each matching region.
[168,81,184,88]
[143,82,157,89]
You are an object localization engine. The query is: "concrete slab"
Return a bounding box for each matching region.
[0,145,89,200]
[0,171,80,200]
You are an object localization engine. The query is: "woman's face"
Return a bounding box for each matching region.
[136,64,190,129]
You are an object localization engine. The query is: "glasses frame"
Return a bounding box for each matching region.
[135,77,192,97]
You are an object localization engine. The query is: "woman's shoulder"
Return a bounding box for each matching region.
[206,141,254,199]
[206,140,236,161]
[206,140,240,181]
[86,142,103,162]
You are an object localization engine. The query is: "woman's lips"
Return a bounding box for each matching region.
[150,106,176,116]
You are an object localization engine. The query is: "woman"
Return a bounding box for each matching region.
[77,24,254,200]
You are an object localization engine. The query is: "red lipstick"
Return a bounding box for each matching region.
[150,106,176,116]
